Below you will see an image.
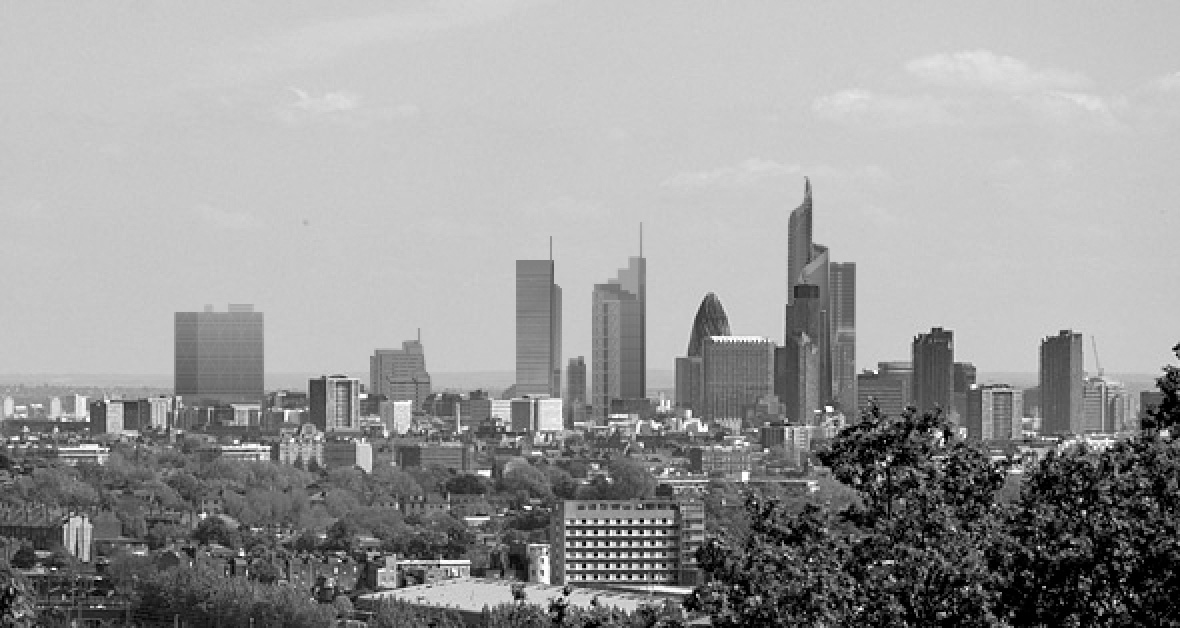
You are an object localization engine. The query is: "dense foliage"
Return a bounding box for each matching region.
[689,342,1180,627]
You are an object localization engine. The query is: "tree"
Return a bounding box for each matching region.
[498,465,553,500]
[193,515,241,548]
[688,405,1009,627]
[997,342,1180,626]
[0,563,36,628]
[445,473,490,495]
[8,546,34,570]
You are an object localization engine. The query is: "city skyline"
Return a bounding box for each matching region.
[2,3,1178,378]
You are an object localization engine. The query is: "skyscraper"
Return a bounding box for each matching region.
[370,339,432,410]
[309,375,360,433]
[912,327,954,417]
[829,263,857,412]
[174,304,264,407]
[965,384,1024,441]
[566,356,587,426]
[701,336,776,421]
[1083,376,1127,433]
[516,260,562,397]
[782,179,854,412]
[676,293,732,415]
[592,255,646,419]
[1040,330,1085,435]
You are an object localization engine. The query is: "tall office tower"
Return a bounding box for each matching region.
[780,283,825,423]
[965,385,1024,441]
[700,336,775,421]
[912,327,955,417]
[829,263,857,412]
[370,339,432,410]
[516,260,563,397]
[952,362,977,421]
[1083,376,1128,433]
[174,304,264,407]
[675,293,732,415]
[566,356,587,425]
[592,255,646,419]
[1040,330,1085,435]
[857,370,908,418]
[309,375,360,433]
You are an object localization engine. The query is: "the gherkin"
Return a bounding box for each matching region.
[686,293,732,357]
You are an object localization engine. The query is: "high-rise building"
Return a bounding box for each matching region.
[829,263,857,412]
[912,327,954,417]
[857,368,909,418]
[309,375,361,433]
[782,180,854,412]
[780,283,824,423]
[516,260,562,397]
[174,304,264,407]
[566,356,587,425]
[675,293,732,416]
[701,336,775,421]
[952,362,977,422]
[965,384,1024,441]
[1083,376,1128,433]
[592,255,646,418]
[1040,330,1085,435]
[370,339,431,410]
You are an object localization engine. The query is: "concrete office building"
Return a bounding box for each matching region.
[857,368,909,418]
[174,304,264,407]
[309,375,361,433]
[370,340,431,410]
[701,336,775,421]
[516,259,563,398]
[555,499,705,587]
[566,356,587,426]
[592,255,646,419]
[1040,330,1085,435]
[510,397,564,433]
[913,328,955,417]
[1083,376,1128,433]
[965,385,1024,441]
[829,262,857,413]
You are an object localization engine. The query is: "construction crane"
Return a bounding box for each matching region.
[1092,335,1104,378]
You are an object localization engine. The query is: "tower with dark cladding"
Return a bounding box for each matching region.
[516,259,562,398]
[592,254,646,419]
[677,293,733,415]
[1040,329,1085,435]
[913,327,955,417]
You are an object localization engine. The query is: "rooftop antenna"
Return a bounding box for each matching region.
[417,327,421,343]
[1092,335,1103,377]
[549,235,553,261]
[639,222,644,258]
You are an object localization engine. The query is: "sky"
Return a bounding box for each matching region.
[2,1,1179,380]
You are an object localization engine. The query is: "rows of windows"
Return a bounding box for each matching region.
[567,572,672,582]
[567,562,672,571]
[568,551,670,559]
[574,502,678,511]
[566,539,675,548]
[567,528,675,537]
[566,518,673,526]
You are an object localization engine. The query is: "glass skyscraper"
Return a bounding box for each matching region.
[174,304,264,407]
[370,339,432,410]
[676,293,732,415]
[592,256,645,418]
[516,260,562,397]
[1040,330,1085,435]
[912,327,955,417]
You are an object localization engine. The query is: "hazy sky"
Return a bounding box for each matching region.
[2,1,1178,379]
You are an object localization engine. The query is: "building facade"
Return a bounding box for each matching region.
[965,385,1024,441]
[675,293,732,416]
[371,340,431,410]
[1040,330,1085,435]
[174,304,264,407]
[1082,376,1128,433]
[556,499,705,587]
[701,336,775,421]
[566,356,587,426]
[913,327,955,417]
[592,256,646,419]
[829,262,857,413]
[516,260,563,398]
[309,375,361,433]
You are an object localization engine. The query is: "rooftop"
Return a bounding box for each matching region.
[358,578,665,614]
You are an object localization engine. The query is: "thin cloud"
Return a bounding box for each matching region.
[906,50,1091,93]
[275,88,419,127]
[661,159,803,190]
[195,204,261,231]
[184,0,542,91]
[812,89,961,127]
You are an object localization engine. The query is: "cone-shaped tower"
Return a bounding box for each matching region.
[686,293,732,357]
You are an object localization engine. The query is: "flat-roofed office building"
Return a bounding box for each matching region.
[701,336,775,421]
[556,498,705,587]
[517,260,562,398]
[175,304,264,407]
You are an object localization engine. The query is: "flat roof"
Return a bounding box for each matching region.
[358,578,663,614]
